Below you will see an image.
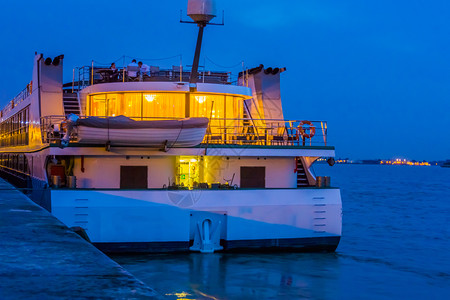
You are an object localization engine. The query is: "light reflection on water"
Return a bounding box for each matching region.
[113,252,342,300]
[111,165,450,299]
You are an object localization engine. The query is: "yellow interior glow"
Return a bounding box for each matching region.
[195,96,206,103]
[87,92,247,141]
[177,156,200,188]
[144,94,156,102]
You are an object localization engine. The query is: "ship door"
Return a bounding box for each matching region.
[177,156,200,188]
[240,166,266,188]
[120,166,148,189]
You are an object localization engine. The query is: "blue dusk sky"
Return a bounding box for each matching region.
[0,0,449,160]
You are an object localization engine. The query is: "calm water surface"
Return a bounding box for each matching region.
[111,165,450,299]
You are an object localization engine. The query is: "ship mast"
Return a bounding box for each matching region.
[182,0,222,92]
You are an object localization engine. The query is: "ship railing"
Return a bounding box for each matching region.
[40,115,185,144]
[70,65,234,91]
[204,118,328,147]
[1,84,32,118]
[40,116,328,147]
[40,115,69,144]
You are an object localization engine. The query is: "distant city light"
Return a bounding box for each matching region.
[317,157,432,166]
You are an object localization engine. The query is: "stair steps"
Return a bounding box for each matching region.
[63,92,80,115]
[296,158,310,188]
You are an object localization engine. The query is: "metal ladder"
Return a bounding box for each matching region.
[63,92,81,115]
[296,158,310,188]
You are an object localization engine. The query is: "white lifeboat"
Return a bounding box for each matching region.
[67,115,209,148]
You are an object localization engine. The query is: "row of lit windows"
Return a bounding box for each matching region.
[0,153,29,175]
[0,106,30,147]
[87,92,244,119]
[87,92,245,135]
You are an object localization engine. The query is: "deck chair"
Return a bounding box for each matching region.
[172,65,183,80]
[208,135,222,144]
[126,65,140,81]
[150,66,160,77]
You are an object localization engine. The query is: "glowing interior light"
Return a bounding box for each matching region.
[195,96,207,103]
[180,159,185,162]
[145,94,156,102]
[112,114,116,117]
[190,159,197,162]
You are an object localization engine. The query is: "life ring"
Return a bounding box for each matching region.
[298,121,316,139]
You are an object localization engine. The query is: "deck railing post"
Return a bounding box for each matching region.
[91,61,94,86]
[72,68,75,93]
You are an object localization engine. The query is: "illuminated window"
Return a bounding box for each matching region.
[190,94,224,136]
[122,93,141,118]
[195,95,207,104]
[190,93,244,138]
[142,93,185,119]
[89,92,185,119]
[225,95,244,136]
[144,94,156,102]
[0,106,30,147]
[89,94,106,116]
[106,94,121,117]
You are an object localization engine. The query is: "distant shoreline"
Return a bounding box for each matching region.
[317,158,450,167]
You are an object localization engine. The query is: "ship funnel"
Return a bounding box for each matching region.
[44,57,52,66]
[187,0,216,24]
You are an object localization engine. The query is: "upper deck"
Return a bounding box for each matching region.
[70,64,236,90]
[0,57,333,156]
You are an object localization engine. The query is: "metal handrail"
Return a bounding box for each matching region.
[41,115,327,123]
[72,65,234,90]
[1,85,31,118]
[40,115,328,147]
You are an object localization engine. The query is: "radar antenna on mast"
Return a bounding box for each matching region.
[181,0,224,92]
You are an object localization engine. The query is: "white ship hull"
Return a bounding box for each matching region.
[51,188,342,252]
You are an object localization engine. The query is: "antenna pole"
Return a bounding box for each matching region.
[189,23,205,92]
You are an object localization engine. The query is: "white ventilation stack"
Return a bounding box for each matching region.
[187,0,216,24]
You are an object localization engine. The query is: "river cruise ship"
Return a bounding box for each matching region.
[0,3,341,253]
[0,55,341,253]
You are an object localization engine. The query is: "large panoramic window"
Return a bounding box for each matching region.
[190,93,244,136]
[87,92,245,133]
[190,94,244,119]
[90,94,106,116]
[106,93,121,117]
[122,93,141,118]
[142,93,184,119]
[88,92,185,119]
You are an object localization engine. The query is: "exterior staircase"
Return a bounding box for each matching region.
[296,158,310,188]
[63,92,80,115]
[243,109,251,128]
